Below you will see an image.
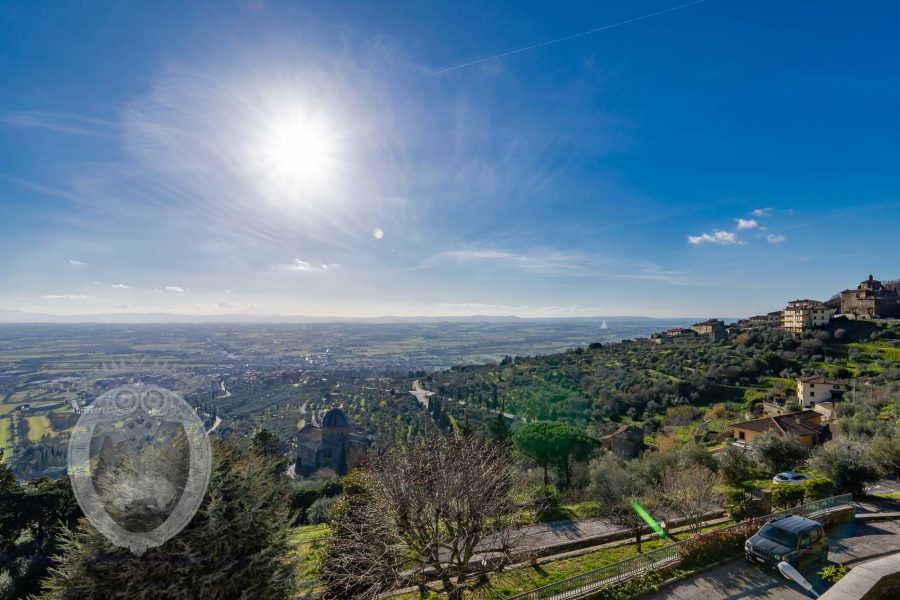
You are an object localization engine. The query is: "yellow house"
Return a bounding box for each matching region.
[730,410,823,448]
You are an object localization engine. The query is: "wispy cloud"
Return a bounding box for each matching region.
[423,249,584,275]
[1,111,111,135]
[69,259,86,267]
[766,234,786,244]
[422,248,694,285]
[687,230,742,245]
[751,207,772,217]
[93,281,130,289]
[273,259,342,273]
[735,218,758,230]
[164,286,186,293]
[42,294,91,301]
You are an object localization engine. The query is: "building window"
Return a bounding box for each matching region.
[739,431,746,440]
[811,392,815,397]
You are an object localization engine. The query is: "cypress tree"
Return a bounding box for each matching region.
[36,438,300,599]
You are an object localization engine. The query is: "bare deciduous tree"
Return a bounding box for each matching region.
[590,455,655,552]
[659,463,721,534]
[321,436,526,600]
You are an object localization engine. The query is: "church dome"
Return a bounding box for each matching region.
[321,408,349,428]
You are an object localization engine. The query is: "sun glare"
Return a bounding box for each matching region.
[252,108,339,195]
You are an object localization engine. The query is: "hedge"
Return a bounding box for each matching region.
[802,476,835,501]
[771,483,805,510]
[677,518,762,570]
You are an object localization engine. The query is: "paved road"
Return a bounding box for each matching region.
[867,477,900,497]
[410,380,434,409]
[648,519,900,599]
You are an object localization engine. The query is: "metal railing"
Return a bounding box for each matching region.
[497,494,853,600]
[766,493,852,523]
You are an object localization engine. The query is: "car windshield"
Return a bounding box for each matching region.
[760,524,799,548]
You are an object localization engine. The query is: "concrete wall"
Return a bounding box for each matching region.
[820,551,900,600]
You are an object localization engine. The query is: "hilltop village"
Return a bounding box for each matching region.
[425,273,900,464]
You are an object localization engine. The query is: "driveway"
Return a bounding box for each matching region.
[647,519,900,599]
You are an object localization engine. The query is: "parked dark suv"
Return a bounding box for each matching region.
[745,515,828,568]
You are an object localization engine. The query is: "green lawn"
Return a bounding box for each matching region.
[0,418,11,457]
[289,524,330,582]
[25,415,53,443]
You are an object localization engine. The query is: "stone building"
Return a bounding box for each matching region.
[782,299,834,333]
[650,327,700,345]
[295,407,370,476]
[690,319,727,342]
[840,275,900,319]
[598,425,645,459]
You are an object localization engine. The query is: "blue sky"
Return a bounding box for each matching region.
[1,0,899,319]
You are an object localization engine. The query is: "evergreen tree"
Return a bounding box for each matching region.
[36,438,300,600]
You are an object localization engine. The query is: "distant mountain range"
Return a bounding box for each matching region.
[0,308,734,325]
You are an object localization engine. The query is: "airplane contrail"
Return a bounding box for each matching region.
[429,0,707,76]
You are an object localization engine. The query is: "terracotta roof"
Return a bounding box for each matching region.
[731,410,821,437]
[797,376,839,384]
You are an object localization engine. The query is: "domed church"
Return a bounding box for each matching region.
[295,407,369,475]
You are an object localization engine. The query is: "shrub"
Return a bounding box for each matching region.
[665,405,700,426]
[802,476,835,501]
[771,483,805,509]
[722,486,768,522]
[594,570,667,600]
[307,496,340,525]
[677,519,761,570]
[531,485,562,521]
[818,564,849,585]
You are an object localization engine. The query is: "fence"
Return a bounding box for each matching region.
[497,493,854,600]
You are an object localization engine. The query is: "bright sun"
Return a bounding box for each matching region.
[253,109,338,193]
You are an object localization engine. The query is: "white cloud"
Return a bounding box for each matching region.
[273,259,342,273]
[42,294,91,301]
[735,218,758,230]
[687,230,742,245]
[373,228,384,240]
[767,234,787,244]
[69,259,86,266]
[751,208,772,217]
[94,281,130,289]
[164,286,186,293]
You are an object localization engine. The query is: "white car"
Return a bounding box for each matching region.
[773,472,810,485]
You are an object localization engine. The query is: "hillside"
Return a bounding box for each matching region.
[424,318,900,444]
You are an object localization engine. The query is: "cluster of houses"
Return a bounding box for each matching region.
[725,275,895,450]
[746,274,900,333]
[728,375,849,450]
[622,318,729,346]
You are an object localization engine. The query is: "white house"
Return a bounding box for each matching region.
[797,376,846,407]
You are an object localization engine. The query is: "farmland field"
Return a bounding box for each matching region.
[25,415,53,443]
[0,417,10,457]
